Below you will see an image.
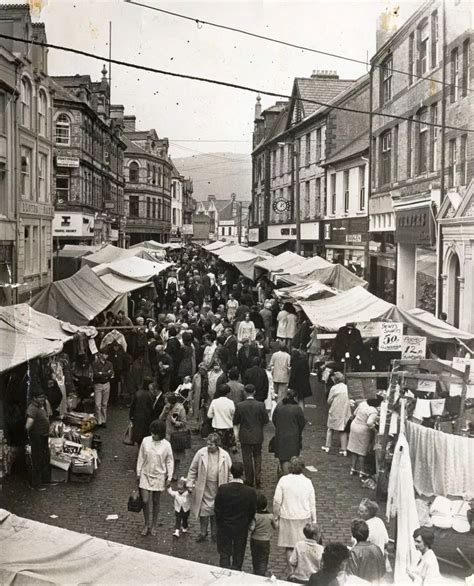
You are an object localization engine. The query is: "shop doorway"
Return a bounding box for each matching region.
[448,253,461,328]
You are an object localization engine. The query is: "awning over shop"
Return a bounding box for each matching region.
[92,257,171,281]
[254,239,289,251]
[30,266,118,325]
[0,509,284,585]
[255,251,306,275]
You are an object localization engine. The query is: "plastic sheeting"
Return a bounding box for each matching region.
[0,509,290,585]
[30,266,118,325]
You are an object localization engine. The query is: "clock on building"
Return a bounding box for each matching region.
[272,198,291,214]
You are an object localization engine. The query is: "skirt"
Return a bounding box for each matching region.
[200,479,218,517]
[277,516,311,548]
[139,472,166,492]
[347,422,373,456]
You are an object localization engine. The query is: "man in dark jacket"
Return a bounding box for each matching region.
[223,327,238,368]
[92,352,114,427]
[243,357,269,403]
[347,519,385,583]
[233,385,269,488]
[214,462,257,571]
[237,339,260,379]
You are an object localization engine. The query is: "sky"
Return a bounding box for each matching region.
[24,0,421,160]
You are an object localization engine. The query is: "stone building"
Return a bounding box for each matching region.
[123,116,172,245]
[369,0,473,312]
[171,162,183,238]
[51,70,126,247]
[0,6,54,303]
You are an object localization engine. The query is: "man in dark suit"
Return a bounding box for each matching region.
[214,462,257,571]
[237,339,260,379]
[243,357,269,403]
[223,327,238,368]
[233,385,269,488]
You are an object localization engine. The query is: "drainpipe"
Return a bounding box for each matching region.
[367,62,374,286]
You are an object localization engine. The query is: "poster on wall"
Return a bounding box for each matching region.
[378,322,403,351]
[401,335,427,359]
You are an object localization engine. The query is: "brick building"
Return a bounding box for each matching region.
[182,178,195,237]
[0,6,54,303]
[123,116,172,245]
[369,0,473,312]
[51,70,126,248]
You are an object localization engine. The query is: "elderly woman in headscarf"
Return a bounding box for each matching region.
[186,432,232,543]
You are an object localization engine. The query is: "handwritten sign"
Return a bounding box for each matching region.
[357,321,382,338]
[378,322,403,351]
[402,335,427,359]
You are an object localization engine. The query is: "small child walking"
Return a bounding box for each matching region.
[167,477,191,537]
[249,494,276,576]
[288,522,324,583]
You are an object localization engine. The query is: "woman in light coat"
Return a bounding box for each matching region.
[276,303,298,348]
[321,371,351,456]
[273,456,317,574]
[186,432,232,542]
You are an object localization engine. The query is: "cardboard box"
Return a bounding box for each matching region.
[71,460,94,475]
[51,466,69,483]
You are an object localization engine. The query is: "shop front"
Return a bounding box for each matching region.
[267,221,323,257]
[53,211,95,244]
[323,217,368,279]
[368,193,396,303]
[394,201,436,312]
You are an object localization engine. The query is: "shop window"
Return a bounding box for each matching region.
[462,39,470,97]
[451,48,459,103]
[129,195,139,217]
[38,90,47,136]
[56,173,70,202]
[430,103,439,171]
[129,161,139,182]
[418,109,428,174]
[380,131,391,186]
[21,77,32,128]
[55,113,71,145]
[21,147,32,199]
[146,197,151,218]
[380,55,392,104]
[343,169,350,214]
[358,166,366,211]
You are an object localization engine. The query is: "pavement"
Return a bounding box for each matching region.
[2,379,470,581]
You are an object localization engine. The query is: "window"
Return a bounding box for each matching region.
[287,145,292,173]
[146,197,151,218]
[359,166,366,211]
[407,118,414,178]
[158,198,163,220]
[462,39,470,97]
[147,164,151,184]
[380,131,391,186]
[304,181,310,217]
[431,11,439,68]
[279,146,284,175]
[330,174,336,215]
[24,226,32,275]
[381,56,393,104]
[129,195,139,217]
[393,125,399,182]
[158,167,163,186]
[20,147,32,198]
[448,138,457,188]
[153,199,157,219]
[31,226,38,274]
[419,22,429,75]
[430,103,439,171]
[129,162,139,182]
[38,153,47,202]
[41,226,47,272]
[460,135,468,186]
[451,48,459,103]
[38,90,47,136]
[21,78,31,128]
[271,150,276,177]
[305,133,311,165]
[315,177,322,217]
[418,109,428,174]
[152,165,157,185]
[343,169,350,214]
[316,127,322,161]
[56,173,69,202]
[55,114,71,145]
[408,33,415,85]
[172,208,177,225]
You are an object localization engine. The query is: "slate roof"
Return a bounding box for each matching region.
[122,135,148,156]
[295,77,355,119]
[324,131,369,166]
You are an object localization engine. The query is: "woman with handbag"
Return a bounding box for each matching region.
[129,379,155,446]
[136,419,173,536]
[160,393,188,481]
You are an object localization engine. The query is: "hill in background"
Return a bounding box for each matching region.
[173,152,252,201]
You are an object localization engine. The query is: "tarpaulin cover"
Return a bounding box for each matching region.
[130,239,166,250]
[99,272,153,294]
[0,509,291,585]
[30,266,118,325]
[92,257,171,281]
[0,330,62,373]
[280,254,332,276]
[57,244,100,258]
[253,239,289,251]
[255,251,306,274]
[277,264,367,291]
[217,247,273,280]
[0,304,74,341]
[274,280,338,302]
[203,240,231,252]
[81,244,161,267]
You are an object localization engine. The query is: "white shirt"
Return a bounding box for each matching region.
[208,396,235,429]
[273,473,317,521]
[167,487,191,512]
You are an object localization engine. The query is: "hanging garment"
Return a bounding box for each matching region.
[430,399,445,417]
[386,431,419,584]
[100,330,127,352]
[412,399,431,420]
[406,420,474,498]
[50,359,67,418]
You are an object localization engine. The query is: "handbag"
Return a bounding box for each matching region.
[268,435,276,454]
[170,429,191,451]
[127,488,143,513]
[123,421,134,446]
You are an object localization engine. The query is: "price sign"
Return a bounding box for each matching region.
[357,321,382,338]
[402,335,427,359]
[378,322,403,351]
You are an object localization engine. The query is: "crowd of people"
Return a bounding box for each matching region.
[23,245,441,585]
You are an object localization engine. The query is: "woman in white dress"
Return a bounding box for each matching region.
[136,419,174,536]
[237,312,256,346]
[347,396,382,478]
[321,372,351,456]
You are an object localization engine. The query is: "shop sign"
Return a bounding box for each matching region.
[395,205,434,245]
[56,156,80,168]
[53,212,95,237]
[401,335,426,359]
[324,223,331,240]
[182,224,193,235]
[378,322,403,351]
[248,228,259,243]
[281,227,296,236]
[346,234,362,243]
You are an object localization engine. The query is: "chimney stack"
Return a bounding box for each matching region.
[254,94,262,119]
[123,115,136,132]
[311,70,339,79]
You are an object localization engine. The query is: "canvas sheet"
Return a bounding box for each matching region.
[203,240,231,251]
[93,257,171,281]
[281,254,332,276]
[0,304,73,341]
[0,330,63,373]
[255,251,305,274]
[99,273,153,294]
[81,245,161,267]
[274,280,337,302]
[130,239,166,250]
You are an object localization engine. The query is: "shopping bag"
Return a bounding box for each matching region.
[170,429,191,451]
[123,422,134,446]
[127,488,143,513]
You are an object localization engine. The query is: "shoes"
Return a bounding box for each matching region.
[339,450,348,457]
[141,527,149,536]
[150,527,158,536]
[173,530,180,538]
[350,468,358,476]
[196,534,207,542]
[321,446,330,453]
[181,528,188,534]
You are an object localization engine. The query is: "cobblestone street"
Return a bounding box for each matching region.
[3,380,372,579]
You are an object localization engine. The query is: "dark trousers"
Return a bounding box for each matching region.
[250,538,270,576]
[29,434,51,487]
[175,508,190,530]
[217,526,248,571]
[241,443,262,487]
